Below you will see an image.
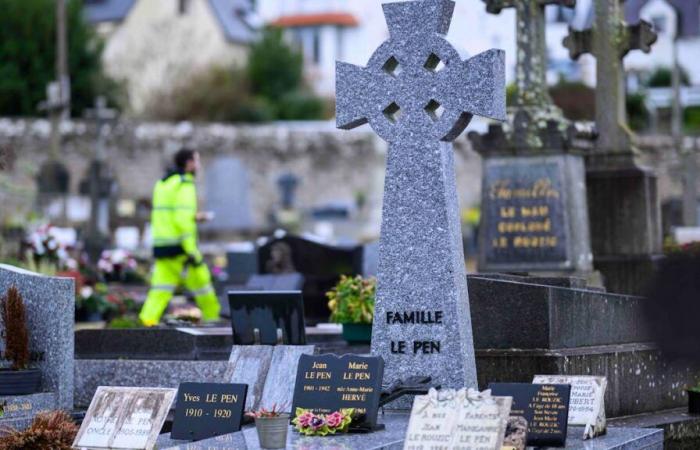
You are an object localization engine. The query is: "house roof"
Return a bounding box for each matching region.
[83,0,135,24]
[208,0,258,43]
[624,0,700,38]
[270,12,359,28]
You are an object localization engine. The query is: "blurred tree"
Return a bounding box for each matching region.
[0,0,120,117]
[626,92,650,132]
[647,66,690,88]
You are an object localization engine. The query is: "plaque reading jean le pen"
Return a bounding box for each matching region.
[488,382,571,448]
[291,354,384,427]
[170,383,248,441]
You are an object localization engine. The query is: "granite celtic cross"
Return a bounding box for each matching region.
[336,0,505,394]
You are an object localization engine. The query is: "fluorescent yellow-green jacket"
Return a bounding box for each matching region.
[151,172,201,261]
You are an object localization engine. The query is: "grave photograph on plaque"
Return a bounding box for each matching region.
[533,375,607,439]
[228,290,306,344]
[73,386,176,450]
[170,382,248,441]
[404,388,512,450]
[291,354,384,428]
[480,158,571,271]
[488,382,571,448]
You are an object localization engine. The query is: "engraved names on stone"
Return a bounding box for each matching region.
[488,383,571,447]
[533,375,607,439]
[73,386,176,450]
[171,383,248,441]
[404,388,512,450]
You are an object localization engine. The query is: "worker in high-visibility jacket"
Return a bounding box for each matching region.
[139,149,220,326]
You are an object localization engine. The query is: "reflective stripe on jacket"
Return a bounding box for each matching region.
[151,172,200,260]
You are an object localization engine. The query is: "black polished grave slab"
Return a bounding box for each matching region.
[171,383,247,441]
[228,291,306,345]
[489,382,571,447]
[291,354,384,427]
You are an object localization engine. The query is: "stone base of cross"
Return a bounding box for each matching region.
[336,0,505,398]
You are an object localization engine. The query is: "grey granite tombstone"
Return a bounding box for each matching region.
[0,265,74,428]
[260,345,315,411]
[224,346,274,411]
[564,1,661,294]
[470,0,593,275]
[203,156,253,232]
[336,0,505,395]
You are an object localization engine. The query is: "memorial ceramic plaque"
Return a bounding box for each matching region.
[291,354,384,426]
[480,158,569,270]
[503,416,528,450]
[73,386,176,450]
[170,383,248,441]
[404,388,512,450]
[336,0,505,395]
[533,375,607,439]
[488,383,571,447]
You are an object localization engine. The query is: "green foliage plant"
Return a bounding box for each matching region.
[327,275,376,325]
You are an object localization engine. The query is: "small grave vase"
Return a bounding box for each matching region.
[254,414,290,449]
[0,368,41,395]
[688,389,700,414]
[341,323,372,344]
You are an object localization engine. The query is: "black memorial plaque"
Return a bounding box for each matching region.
[171,382,248,441]
[482,159,569,268]
[488,382,571,447]
[291,354,384,427]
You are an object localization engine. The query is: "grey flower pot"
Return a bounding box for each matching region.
[254,414,290,449]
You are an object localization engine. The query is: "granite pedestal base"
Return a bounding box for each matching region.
[0,393,58,433]
[156,412,663,449]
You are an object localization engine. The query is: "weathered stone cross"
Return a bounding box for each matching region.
[564,0,656,161]
[336,0,505,393]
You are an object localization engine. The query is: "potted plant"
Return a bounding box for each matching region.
[0,286,41,395]
[327,275,376,344]
[246,404,290,449]
[688,385,700,414]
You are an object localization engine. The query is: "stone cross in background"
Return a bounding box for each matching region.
[563,0,656,164]
[470,0,593,275]
[336,0,505,395]
[564,0,660,295]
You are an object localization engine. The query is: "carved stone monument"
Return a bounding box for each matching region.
[336,0,505,396]
[564,0,660,295]
[470,0,594,276]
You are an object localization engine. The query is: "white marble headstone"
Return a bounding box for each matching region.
[404,388,512,450]
[533,375,607,439]
[73,386,176,450]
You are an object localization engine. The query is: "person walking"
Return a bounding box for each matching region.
[139,149,220,326]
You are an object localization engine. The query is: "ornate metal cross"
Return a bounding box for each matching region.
[336,0,505,393]
[564,0,656,160]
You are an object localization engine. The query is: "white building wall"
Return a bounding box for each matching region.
[102,0,248,114]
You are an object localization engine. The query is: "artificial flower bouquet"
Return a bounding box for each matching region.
[292,408,354,436]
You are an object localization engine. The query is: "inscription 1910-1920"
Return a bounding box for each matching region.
[482,160,568,266]
[386,310,443,355]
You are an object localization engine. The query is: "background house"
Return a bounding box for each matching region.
[84,0,258,114]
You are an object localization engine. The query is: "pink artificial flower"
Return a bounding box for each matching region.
[296,411,315,428]
[326,412,343,428]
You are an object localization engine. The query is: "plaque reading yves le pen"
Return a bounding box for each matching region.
[482,159,569,267]
[533,375,607,439]
[488,383,571,448]
[171,382,248,441]
[291,354,384,426]
[404,388,512,450]
[72,386,176,450]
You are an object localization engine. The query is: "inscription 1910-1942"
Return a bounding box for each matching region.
[386,310,443,355]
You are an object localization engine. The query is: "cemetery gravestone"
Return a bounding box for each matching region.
[404,388,512,450]
[336,0,505,396]
[0,265,74,428]
[291,354,384,427]
[472,0,592,275]
[73,386,176,450]
[170,383,248,441]
[488,382,571,447]
[564,0,661,295]
[203,157,253,232]
[533,375,607,439]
